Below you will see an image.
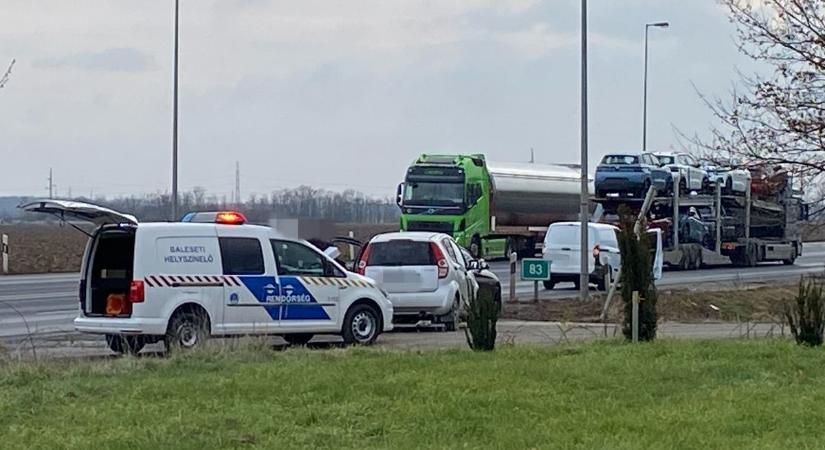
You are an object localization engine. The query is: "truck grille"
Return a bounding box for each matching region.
[407,221,454,235]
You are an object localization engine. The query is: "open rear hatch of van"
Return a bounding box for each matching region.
[364,240,439,293]
[19,200,139,316]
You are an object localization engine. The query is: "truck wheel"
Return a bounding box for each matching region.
[283,334,314,346]
[503,238,513,260]
[543,280,555,290]
[470,236,482,259]
[342,303,380,345]
[105,334,145,355]
[693,251,703,270]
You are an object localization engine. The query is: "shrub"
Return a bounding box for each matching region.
[785,276,825,346]
[464,279,500,351]
[616,206,658,341]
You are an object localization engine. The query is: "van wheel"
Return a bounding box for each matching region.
[283,333,314,346]
[543,280,555,290]
[342,304,380,345]
[783,246,797,265]
[105,334,145,355]
[165,309,209,352]
[596,266,611,291]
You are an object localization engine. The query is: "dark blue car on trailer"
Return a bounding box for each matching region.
[595,153,673,198]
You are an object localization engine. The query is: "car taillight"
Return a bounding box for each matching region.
[430,242,449,278]
[128,280,145,303]
[357,244,372,275]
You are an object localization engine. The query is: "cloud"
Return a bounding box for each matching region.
[34,47,157,72]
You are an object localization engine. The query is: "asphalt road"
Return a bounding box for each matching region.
[0,242,822,342]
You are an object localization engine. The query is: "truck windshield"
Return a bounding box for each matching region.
[403,182,465,208]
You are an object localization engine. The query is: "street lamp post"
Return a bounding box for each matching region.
[642,21,668,153]
[171,0,180,221]
[579,0,589,301]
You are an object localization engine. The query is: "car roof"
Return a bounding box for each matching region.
[131,222,296,241]
[549,221,619,231]
[369,231,446,242]
[603,152,640,157]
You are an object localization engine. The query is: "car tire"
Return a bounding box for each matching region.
[342,303,380,345]
[105,334,145,355]
[724,177,733,195]
[543,280,555,290]
[165,309,209,352]
[444,296,461,332]
[283,333,314,346]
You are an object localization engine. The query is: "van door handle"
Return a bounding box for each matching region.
[561,247,572,251]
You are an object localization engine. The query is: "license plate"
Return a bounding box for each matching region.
[384,271,420,283]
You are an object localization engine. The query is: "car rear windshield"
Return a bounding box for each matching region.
[367,240,434,266]
[547,225,580,244]
[601,155,637,165]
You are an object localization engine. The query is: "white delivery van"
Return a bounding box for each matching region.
[21,200,394,354]
[542,221,663,291]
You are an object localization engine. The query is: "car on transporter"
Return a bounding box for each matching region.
[595,153,673,198]
[20,200,394,354]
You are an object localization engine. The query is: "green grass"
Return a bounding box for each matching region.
[2,340,825,449]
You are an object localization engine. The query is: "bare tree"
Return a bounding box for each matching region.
[0,59,14,89]
[691,1,825,206]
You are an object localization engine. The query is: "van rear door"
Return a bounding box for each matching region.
[364,240,439,293]
[544,223,596,275]
[19,200,138,226]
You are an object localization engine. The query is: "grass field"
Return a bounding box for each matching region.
[2,340,825,449]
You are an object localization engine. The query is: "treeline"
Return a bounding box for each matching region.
[8,186,400,224]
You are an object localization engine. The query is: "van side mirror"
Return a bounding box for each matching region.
[469,259,488,271]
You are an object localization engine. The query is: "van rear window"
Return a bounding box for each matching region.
[219,237,264,275]
[367,241,434,266]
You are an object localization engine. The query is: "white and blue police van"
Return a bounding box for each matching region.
[21,200,394,354]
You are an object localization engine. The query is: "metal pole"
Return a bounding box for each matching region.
[171,0,180,221]
[1,234,8,274]
[716,181,722,252]
[579,0,589,301]
[631,290,640,342]
[745,177,751,239]
[642,25,649,152]
[508,251,517,303]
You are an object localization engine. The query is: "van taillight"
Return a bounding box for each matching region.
[357,244,372,275]
[430,243,449,278]
[129,280,145,303]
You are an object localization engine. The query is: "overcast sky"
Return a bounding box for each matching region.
[0,0,759,198]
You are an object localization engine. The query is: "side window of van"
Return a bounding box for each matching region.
[271,240,342,277]
[219,237,265,275]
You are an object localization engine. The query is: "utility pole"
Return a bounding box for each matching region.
[530,148,535,163]
[579,0,590,301]
[234,161,241,205]
[642,22,669,152]
[47,168,54,199]
[171,0,180,220]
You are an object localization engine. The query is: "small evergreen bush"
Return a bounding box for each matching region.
[616,206,658,341]
[785,276,825,346]
[465,280,499,351]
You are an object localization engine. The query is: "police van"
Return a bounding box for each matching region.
[21,200,394,354]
